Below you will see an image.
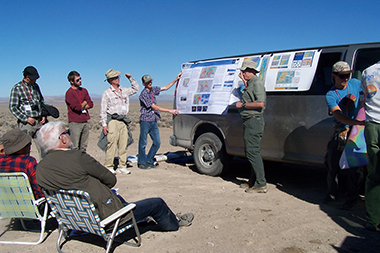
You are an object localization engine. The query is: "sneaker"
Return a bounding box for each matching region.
[138,163,151,170]
[245,185,268,193]
[176,213,194,227]
[147,163,157,169]
[108,168,117,174]
[116,168,131,174]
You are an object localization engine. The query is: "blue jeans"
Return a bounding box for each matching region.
[138,121,161,165]
[119,197,179,231]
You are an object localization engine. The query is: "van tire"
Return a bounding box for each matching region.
[194,133,226,176]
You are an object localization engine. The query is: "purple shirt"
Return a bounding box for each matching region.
[139,86,161,122]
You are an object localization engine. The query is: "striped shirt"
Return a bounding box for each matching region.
[9,81,44,124]
[100,78,139,126]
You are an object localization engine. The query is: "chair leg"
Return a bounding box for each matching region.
[120,212,141,247]
[56,226,69,253]
[105,218,121,253]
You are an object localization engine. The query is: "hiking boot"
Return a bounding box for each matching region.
[245,185,268,194]
[116,168,131,174]
[176,213,194,227]
[240,182,253,189]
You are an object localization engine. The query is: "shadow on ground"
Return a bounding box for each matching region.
[220,157,380,253]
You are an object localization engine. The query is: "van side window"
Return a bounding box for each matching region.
[353,48,380,80]
[306,52,342,95]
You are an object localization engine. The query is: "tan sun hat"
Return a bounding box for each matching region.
[0,129,31,155]
[239,61,260,73]
[104,69,121,81]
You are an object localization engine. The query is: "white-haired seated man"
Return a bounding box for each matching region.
[36,121,193,230]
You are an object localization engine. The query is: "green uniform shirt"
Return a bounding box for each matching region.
[239,76,266,120]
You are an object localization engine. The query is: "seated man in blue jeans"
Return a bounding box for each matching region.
[36,121,193,230]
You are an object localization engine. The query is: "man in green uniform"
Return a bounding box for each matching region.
[236,61,267,193]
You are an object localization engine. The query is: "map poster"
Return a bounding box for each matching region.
[178,49,321,115]
[265,50,321,91]
[177,58,239,114]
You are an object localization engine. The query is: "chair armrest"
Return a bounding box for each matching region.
[34,197,46,206]
[99,203,136,228]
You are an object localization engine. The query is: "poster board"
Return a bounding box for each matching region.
[176,49,321,114]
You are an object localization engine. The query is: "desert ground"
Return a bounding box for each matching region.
[1,103,380,253]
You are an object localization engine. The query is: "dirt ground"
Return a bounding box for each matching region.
[1,104,380,253]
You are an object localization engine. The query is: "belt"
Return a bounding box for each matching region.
[243,115,261,121]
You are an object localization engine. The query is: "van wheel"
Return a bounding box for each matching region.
[194,133,226,176]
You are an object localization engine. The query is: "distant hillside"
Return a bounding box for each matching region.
[0,94,175,106]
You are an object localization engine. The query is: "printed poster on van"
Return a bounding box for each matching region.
[177,49,321,114]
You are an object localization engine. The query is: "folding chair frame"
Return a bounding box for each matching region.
[0,172,49,245]
[44,189,141,253]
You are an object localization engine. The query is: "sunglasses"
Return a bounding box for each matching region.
[337,74,350,79]
[58,129,71,139]
[75,77,81,82]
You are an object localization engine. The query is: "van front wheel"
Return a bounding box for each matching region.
[194,133,226,176]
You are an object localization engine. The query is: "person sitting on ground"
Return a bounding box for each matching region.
[36,121,194,231]
[0,129,44,201]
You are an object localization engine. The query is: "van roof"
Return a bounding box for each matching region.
[190,42,380,63]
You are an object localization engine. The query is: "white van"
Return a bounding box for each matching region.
[170,42,380,176]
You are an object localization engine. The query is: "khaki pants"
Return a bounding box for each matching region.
[105,120,128,170]
[69,122,89,152]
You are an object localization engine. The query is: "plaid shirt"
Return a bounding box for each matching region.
[9,80,44,124]
[139,86,161,122]
[100,78,139,126]
[0,154,44,199]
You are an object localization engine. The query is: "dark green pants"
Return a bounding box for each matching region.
[243,116,266,187]
[365,121,380,226]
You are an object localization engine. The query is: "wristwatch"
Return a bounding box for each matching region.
[242,102,246,108]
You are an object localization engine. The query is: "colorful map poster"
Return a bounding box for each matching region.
[177,58,239,114]
[178,49,321,114]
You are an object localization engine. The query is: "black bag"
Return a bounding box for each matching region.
[41,103,59,118]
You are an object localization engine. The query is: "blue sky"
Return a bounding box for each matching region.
[1,0,378,98]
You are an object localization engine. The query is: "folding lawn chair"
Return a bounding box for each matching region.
[43,189,141,253]
[0,172,50,245]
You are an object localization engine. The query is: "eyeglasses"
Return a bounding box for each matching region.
[337,74,350,79]
[58,129,71,139]
[75,77,81,82]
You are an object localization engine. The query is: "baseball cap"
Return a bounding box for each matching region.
[23,66,40,80]
[142,74,152,84]
[332,61,354,74]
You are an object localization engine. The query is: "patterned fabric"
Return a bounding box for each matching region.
[9,80,44,124]
[45,189,135,238]
[0,154,44,199]
[0,172,49,245]
[100,78,139,126]
[0,172,41,219]
[139,86,161,122]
